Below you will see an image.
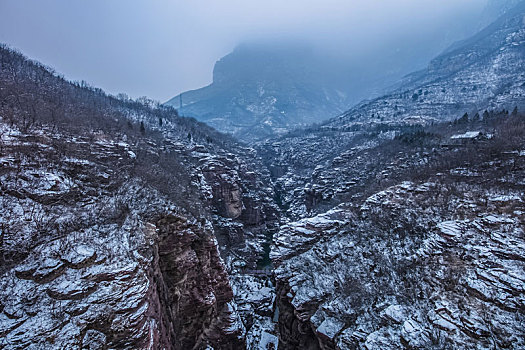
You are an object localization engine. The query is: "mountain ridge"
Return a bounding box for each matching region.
[322,1,525,130]
[166,43,353,141]
[1,2,525,349]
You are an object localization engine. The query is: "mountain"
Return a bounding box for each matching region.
[256,1,525,222]
[165,37,478,142]
[250,3,525,348]
[1,1,525,349]
[166,11,492,143]
[481,0,524,20]
[0,44,280,349]
[327,0,525,130]
[166,43,356,141]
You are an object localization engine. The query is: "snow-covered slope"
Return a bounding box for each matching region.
[253,6,525,348]
[0,45,280,349]
[2,2,525,348]
[273,180,525,349]
[326,1,525,130]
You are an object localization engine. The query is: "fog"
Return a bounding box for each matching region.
[0,0,489,101]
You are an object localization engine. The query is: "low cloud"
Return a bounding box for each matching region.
[0,0,487,101]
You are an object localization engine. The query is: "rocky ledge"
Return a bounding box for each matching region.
[272,181,525,349]
[0,121,246,349]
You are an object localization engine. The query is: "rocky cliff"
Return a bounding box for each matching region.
[272,179,525,349]
[254,9,525,346]
[0,45,278,349]
[263,105,525,349]
[166,43,353,142]
[2,2,525,349]
[0,125,245,349]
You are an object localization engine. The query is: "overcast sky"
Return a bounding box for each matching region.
[0,0,487,102]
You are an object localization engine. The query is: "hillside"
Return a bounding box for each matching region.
[165,43,354,141]
[258,2,525,222]
[1,2,525,349]
[264,112,525,349]
[251,6,525,347]
[0,45,279,349]
[326,1,525,130]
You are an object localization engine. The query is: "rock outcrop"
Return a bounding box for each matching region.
[0,119,246,349]
[3,3,525,349]
[272,181,525,349]
[0,45,278,349]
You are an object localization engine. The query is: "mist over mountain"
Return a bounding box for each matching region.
[166,43,356,140]
[1,1,525,350]
[0,0,488,102]
[165,2,493,141]
[328,0,525,130]
[255,4,525,347]
[483,0,524,18]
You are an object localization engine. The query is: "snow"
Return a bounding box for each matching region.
[437,221,462,239]
[63,245,96,266]
[488,194,522,202]
[432,316,458,331]
[383,304,406,324]
[482,214,514,225]
[316,317,346,340]
[64,157,92,165]
[451,131,482,139]
[257,331,278,350]
[293,226,315,235]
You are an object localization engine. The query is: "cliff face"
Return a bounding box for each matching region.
[165,44,353,142]
[0,46,278,349]
[3,3,525,349]
[155,215,245,350]
[272,157,525,349]
[260,67,525,349]
[0,120,244,349]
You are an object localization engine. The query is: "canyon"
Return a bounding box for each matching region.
[1,2,525,349]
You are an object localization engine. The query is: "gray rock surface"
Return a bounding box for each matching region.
[2,3,525,349]
[0,45,279,349]
[272,181,525,349]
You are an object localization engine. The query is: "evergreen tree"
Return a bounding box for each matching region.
[512,106,518,116]
[159,117,163,126]
[458,112,469,124]
[140,121,145,134]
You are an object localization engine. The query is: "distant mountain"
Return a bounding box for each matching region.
[481,0,524,21]
[166,13,489,142]
[2,1,525,348]
[327,0,525,130]
[165,43,355,141]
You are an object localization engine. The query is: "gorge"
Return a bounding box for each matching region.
[1,1,525,349]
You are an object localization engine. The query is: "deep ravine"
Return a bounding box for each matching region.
[2,2,525,347]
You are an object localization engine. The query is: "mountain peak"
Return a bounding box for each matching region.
[212,42,318,87]
[165,43,352,141]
